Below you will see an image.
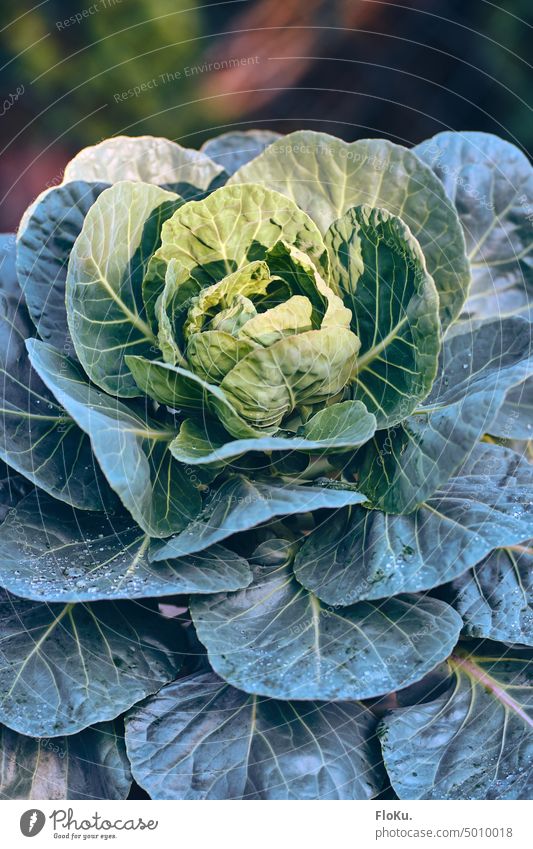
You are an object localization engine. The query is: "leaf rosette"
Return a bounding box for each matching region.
[131,216,364,442]
[0,130,531,801]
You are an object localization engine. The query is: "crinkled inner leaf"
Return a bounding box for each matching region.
[0,721,131,800]
[230,131,470,328]
[143,183,329,310]
[326,205,441,427]
[200,129,281,176]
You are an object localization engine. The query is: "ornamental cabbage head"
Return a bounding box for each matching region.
[0,130,531,802]
[148,223,361,437]
[58,171,446,468]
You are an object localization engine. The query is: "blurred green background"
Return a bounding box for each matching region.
[1,0,530,229]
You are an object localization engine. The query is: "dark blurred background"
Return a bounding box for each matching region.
[1,0,531,230]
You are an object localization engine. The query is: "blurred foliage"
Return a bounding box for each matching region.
[484,0,530,150]
[196,0,531,153]
[1,0,530,150]
[0,0,530,231]
[0,0,204,143]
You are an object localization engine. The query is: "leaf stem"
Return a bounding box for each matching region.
[450,653,533,728]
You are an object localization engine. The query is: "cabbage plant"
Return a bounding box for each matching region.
[0,129,532,800]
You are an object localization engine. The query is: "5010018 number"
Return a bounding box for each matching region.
[462,828,513,839]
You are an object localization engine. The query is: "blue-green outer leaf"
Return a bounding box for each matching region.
[170,401,376,466]
[26,341,200,538]
[151,476,368,560]
[0,278,112,511]
[125,671,385,800]
[355,317,533,513]
[191,539,463,701]
[16,180,108,348]
[326,205,441,427]
[294,443,533,604]
[0,588,184,737]
[148,182,329,295]
[380,652,533,800]
[0,491,252,602]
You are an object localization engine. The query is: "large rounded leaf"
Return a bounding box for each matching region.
[147,182,328,295]
[355,316,533,513]
[191,539,462,700]
[170,401,376,466]
[294,444,533,604]
[66,181,181,397]
[415,131,533,321]
[380,651,533,799]
[0,588,184,737]
[201,130,282,176]
[0,491,252,602]
[0,720,131,800]
[63,135,224,198]
[0,285,112,511]
[151,476,368,560]
[449,545,533,645]
[125,672,384,800]
[229,131,470,328]
[326,205,440,427]
[16,181,108,348]
[27,341,200,538]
